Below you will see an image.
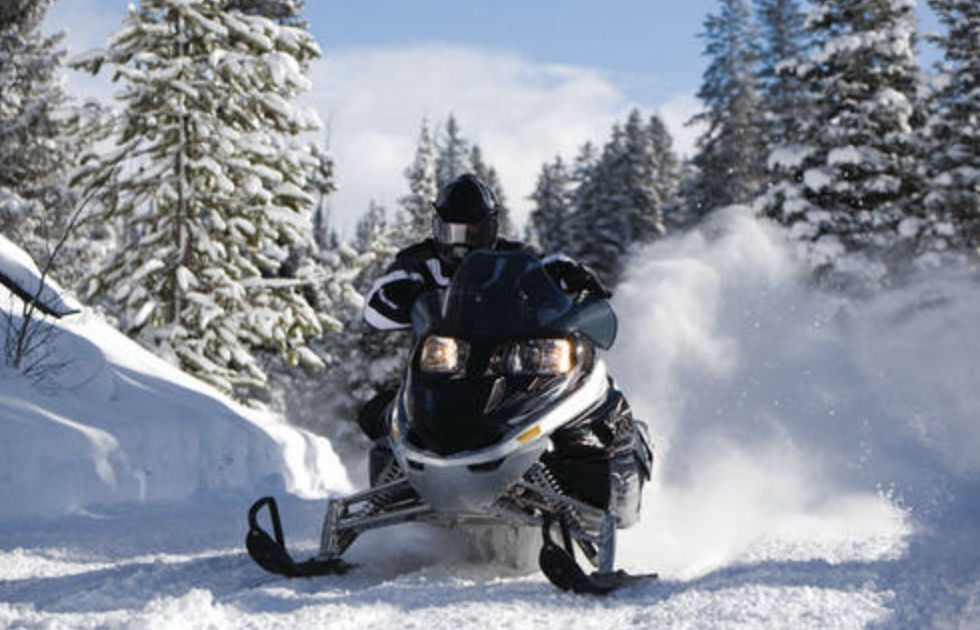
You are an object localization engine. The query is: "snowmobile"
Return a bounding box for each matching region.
[246,249,655,594]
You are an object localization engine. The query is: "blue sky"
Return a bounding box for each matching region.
[310,0,718,105]
[44,1,943,234]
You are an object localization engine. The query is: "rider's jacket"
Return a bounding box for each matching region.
[363,238,605,331]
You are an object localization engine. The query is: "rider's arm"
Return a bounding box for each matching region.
[363,265,426,330]
[541,253,612,299]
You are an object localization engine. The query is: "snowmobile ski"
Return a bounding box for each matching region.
[246,496,353,578]
[538,516,657,595]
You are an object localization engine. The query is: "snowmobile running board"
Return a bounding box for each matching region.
[246,494,656,594]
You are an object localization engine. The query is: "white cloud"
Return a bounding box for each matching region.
[307,43,636,235]
[655,92,705,160]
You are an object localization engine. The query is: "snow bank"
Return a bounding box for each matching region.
[0,233,80,317]
[0,241,350,521]
[611,208,979,579]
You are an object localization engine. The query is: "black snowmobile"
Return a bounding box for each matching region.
[246,250,655,594]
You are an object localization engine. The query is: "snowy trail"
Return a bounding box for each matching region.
[1,481,976,628]
[0,468,977,627]
[0,497,902,629]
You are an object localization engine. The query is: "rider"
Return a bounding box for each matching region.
[362,172,608,332]
[358,173,607,438]
[359,173,650,515]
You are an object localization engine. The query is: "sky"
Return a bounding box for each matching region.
[44,0,942,236]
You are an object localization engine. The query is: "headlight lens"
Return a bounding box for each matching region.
[509,338,574,376]
[419,335,468,373]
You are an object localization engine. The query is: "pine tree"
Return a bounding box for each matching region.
[71,0,329,395]
[923,0,980,256]
[435,115,469,189]
[304,201,405,460]
[753,0,813,242]
[758,0,924,277]
[565,111,671,286]
[754,0,810,151]
[688,0,766,218]
[568,126,628,284]
[0,0,94,281]
[307,138,336,250]
[222,0,306,26]
[616,110,668,243]
[396,119,438,247]
[529,156,574,254]
[647,114,684,230]
[263,231,367,465]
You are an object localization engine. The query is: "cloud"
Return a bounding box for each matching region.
[43,3,705,237]
[655,92,705,160]
[306,43,637,234]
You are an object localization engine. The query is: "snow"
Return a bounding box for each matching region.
[2,214,980,627]
[804,167,833,191]
[767,144,811,170]
[827,145,867,166]
[0,233,80,317]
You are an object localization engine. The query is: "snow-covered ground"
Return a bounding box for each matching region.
[2,212,979,628]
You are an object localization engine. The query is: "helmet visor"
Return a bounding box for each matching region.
[433,217,495,247]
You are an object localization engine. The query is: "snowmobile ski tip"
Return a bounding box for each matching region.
[538,516,657,595]
[246,496,353,578]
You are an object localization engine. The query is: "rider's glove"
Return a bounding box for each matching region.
[560,263,612,299]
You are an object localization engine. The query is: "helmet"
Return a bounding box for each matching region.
[432,173,499,253]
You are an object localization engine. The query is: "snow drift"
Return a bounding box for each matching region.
[0,238,350,520]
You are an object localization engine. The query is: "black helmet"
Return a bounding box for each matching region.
[432,173,499,251]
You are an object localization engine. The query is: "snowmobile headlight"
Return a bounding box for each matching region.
[509,338,574,376]
[419,335,468,374]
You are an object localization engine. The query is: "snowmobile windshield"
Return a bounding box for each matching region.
[411,250,617,348]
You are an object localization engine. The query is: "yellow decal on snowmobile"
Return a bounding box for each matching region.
[516,425,541,444]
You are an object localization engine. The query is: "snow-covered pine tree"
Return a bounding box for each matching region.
[647,114,684,231]
[355,200,388,254]
[557,141,600,256]
[221,0,306,27]
[299,200,405,465]
[435,115,469,189]
[754,0,809,152]
[922,0,980,257]
[264,229,368,466]
[71,0,329,395]
[565,111,668,286]
[687,0,766,219]
[307,138,336,250]
[347,199,406,403]
[529,156,574,254]
[758,0,924,279]
[396,119,438,247]
[617,110,668,244]
[0,0,97,283]
[567,126,627,285]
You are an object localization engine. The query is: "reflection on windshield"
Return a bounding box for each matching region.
[411,249,616,348]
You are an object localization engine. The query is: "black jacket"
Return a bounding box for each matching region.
[363,238,607,331]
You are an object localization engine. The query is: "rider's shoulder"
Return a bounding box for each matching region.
[494,238,539,256]
[393,239,440,264]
